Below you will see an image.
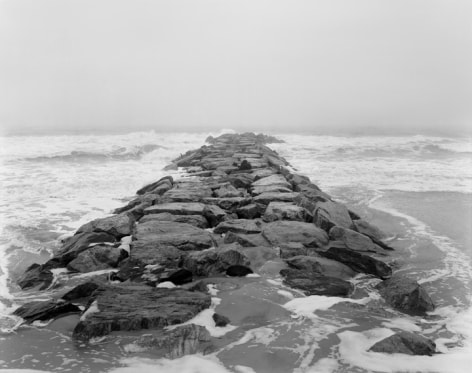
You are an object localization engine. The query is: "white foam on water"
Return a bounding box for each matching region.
[233,365,257,373]
[232,327,276,346]
[277,290,295,299]
[156,281,176,289]
[80,300,99,321]
[283,295,370,319]
[0,370,52,372]
[108,354,232,373]
[381,318,422,332]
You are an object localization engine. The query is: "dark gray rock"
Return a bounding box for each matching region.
[279,243,307,259]
[223,232,271,247]
[263,202,312,222]
[144,202,206,216]
[13,300,80,323]
[159,268,193,285]
[286,255,355,279]
[215,184,244,198]
[253,192,299,205]
[17,263,54,290]
[329,226,380,253]
[182,244,250,277]
[212,313,230,327]
[67,245,128,273]
[319,246,392,279]
[369,331,436,356]
[226,174,254,189]
[140,212,208,229]
[137,176,173,195]
[73,285,211,340]
[62,282,102,302]
[251,185,292,195]
[214,219,263,235]
[235,203,262,219]
[130,241,184,267]
[353,219,394,251]
[314,200,354,231]
[203,204,228,227]
[262,221,329,248]
[76,214,135,239]
[134,221,215,251]
[226,265,253,276]
[280,269,353,297]
[376,275,435,315]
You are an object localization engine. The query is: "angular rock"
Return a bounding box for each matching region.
[159,268,193,285]
[319,246,392,279]
[376,275,435,315]
[134,221,215,251]
[214,219,263,235]
[369,331,436,356]
[140,213,208,229]
[279,243,308,259]
[251,185,292,196]
[73,285,211,340]
[314,200,354,231]
[252,174,291,189]
[13,300,80,323]
[203,204,228,227]
[253,192,299,205]
[130,241,184,267]
[161,187,212,202]
[144,202,206,216]
[263,202,311,222]
[137,176,173,195]
[67,245,128,273]
[226,174,254,189]
[329,226,380,253]
[133,324,212,358]
[17,263,54,290]
[182,244,250,277]
[62,282,102,302]
[353,219,394,251]
[224,232,271,247]
[262,221,329,248]
[54,232,117,266]
[235,203,262,219]
[212,313,230,327]
[280,269,353,297]
[286,255,356,279]
[76,214,135,239]
[215,184,244,198]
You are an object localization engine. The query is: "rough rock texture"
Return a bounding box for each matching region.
[13,300,80,323]
[263,202,311,222]
[62,282,102,302]
[73,285,211,340]
[67,245,128,273]
[214,219,263,235]
[144,202,206,216]
[134,221,215,251]
[329,226,380,253]
[133,324,212,358]
[17,263,54,290]
[376,275,435,315]
[262,221,329,248]
[280,269,353,297]
[314,200,353,231]
[140,213,209,229]
[286,255,356,279]
[319,246,392,279]
[76,214,135,239]
[369,331,436,356]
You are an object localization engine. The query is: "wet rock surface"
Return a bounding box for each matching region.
[13,132,439,364]
[369,331,436,356]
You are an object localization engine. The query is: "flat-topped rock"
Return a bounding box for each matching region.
[262,221,329,248]
[329,226,381,253]
[253,192,299,205]
[214,219,263,235]
[314,200,354,231]
[76,213,135,239]
[251,185,293,195]
[263,202,311,222]
[252,174,291,188]
[286,255,356,279]
[73,285,211,340]
[134,221,215,251]
[140,212,208,229]
[67,245,128,273]
[144,202,206,216]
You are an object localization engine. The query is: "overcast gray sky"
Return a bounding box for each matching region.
[0,0,471,135]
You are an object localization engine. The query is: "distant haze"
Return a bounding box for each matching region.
[0,0,471,136]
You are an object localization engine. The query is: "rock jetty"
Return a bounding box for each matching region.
[14,132,436,357]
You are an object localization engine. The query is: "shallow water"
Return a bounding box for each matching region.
[0,131,471,372]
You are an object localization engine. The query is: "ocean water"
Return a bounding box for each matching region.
[0,130,471,372]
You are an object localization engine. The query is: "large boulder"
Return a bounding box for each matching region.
[319,246,392,279]
[224,232,271,247]
[13,300,80,323]
[353,219,394,251]
[76,214,135,239]
[73,285,211,340]
[67,245,128,273]
[251,185,292,196]
[134,221,215,251]
[62,282,103,302]
[203,204,228,227]
[253,192,299,205]
[262,221,329,248]
[280,269,353,297]
[144,202,206,216]
[251,174,291,189]
[182,244,250,276]
[376,275,435,315]
[286,255,355,279]
[329,226,381,254]
[17,263,54,290]
[235,203,262,219]
[314,200,353,231]
[130,241,184,267]
[214,219,263,235]
[136,176,173,195]
[57,232,117,265]
[139,212,208,229]
[369,331,436,356]
[132,324,212,358]
[263,202,312,222]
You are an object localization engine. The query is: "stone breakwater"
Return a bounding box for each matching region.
[13,132,437,358]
